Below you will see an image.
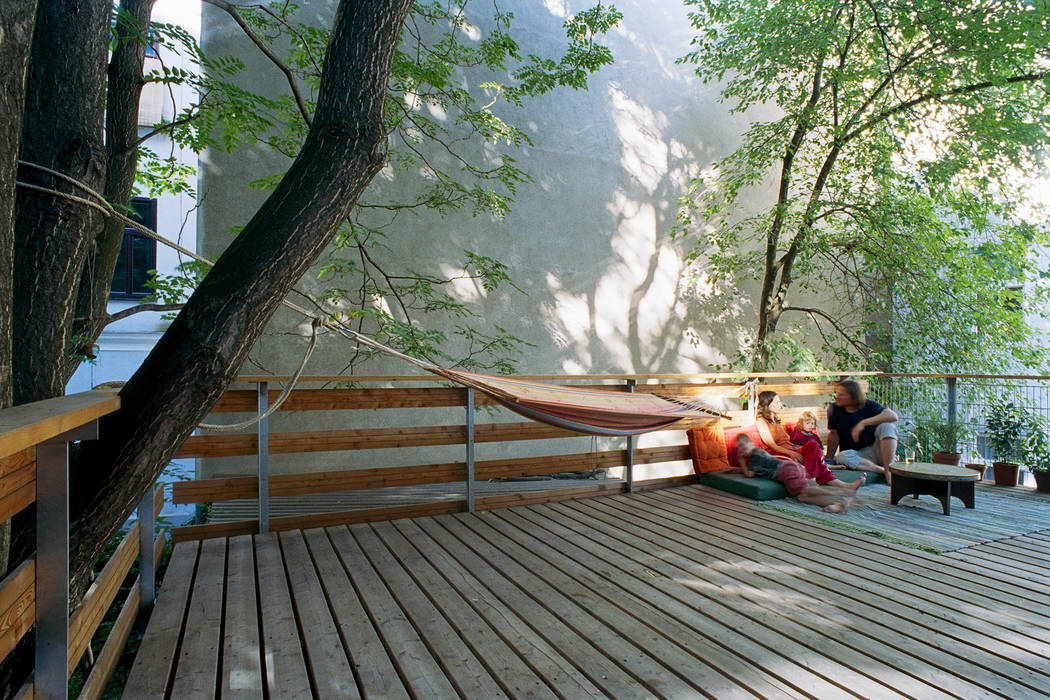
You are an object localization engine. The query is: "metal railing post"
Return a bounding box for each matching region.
[258,381,269,534]
[946,376,957,424]
[36,423,95,700]
[625,379,636,493]
[465,388,475,512]
[138,485,156,615]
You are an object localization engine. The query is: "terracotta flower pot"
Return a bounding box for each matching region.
[992,461,1020,486]
[931,451,961,466]
[964,463,986,480]
[1034,471,1050,493]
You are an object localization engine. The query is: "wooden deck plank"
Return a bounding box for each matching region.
[254,533,312,698]
[368,520,559,700]
[389,518,609,699]
[631,489,1050,699]
[327,524,459,698]
[482,507,787,699]
[349,523,509,698]
[123,540,199,698]
[301,527,409,699]
[554,497,927,700]
[454,511,754,699]
[419,515,654,698]
[436,513,709,699]
[497,505,836,699]
[221,534,262,699]
[668,487,1050,668]
[171,537,226,698]
[278,530,361,699]
[685,487,1050,647]
[130,484,1050,700]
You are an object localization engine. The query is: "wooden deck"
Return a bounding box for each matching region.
[125,484,1050,699]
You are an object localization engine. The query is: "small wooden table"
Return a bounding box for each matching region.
[889,461,978,515]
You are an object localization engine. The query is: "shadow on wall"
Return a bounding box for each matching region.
[198,0,759,378]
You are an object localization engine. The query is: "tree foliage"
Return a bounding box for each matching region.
[676,0,1050,372]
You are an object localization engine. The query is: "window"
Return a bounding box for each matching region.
[111,198,157,297]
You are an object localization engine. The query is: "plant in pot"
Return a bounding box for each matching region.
[985,398,1026,486]
[1020,412,1050,493]
[910,417,970,465]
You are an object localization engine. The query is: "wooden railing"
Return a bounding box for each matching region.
[171,373,863,543]
[0,391,165,700]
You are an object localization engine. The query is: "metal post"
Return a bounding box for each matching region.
[138,485,156,615]
[465,388,475,513]
[35,423,95,700]
[258,381,269,534]
[946,376,957,425]
[35,439,70,700]
[946,375,958,454]
[625,379,636,493]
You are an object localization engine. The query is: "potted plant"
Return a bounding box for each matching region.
[907,416,970,465]
[985,398,1026,486]
[1020,412,1050,493]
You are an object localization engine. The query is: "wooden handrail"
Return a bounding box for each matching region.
[0,390,169,699]
[0,391,119,460]
[232,370,882,383]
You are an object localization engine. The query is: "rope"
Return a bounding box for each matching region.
[13,162,437,429]
[196,317,322,431]
[16,160,434,375]
[16,161,722,433]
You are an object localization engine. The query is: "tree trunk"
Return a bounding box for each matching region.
[0,0,38,581]
[70,0,414,595]
[13,0,111,405]
[69,0,155,379]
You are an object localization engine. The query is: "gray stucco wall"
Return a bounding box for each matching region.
[199,0,775,377]
[197,1,774,481]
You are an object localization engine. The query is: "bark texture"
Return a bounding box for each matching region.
[0,1,36,407]
[0,0,38,589]
[70,0,155,379]
[70,0,414,594]
[13,0,111,404]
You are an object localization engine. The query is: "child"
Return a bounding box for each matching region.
[735,434,861,513]
[789,410,824,451]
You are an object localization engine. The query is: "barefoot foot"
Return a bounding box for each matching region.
[848,474,866,491]
[822,502,845,513]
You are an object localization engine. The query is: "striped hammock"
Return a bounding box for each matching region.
[431,368,725,436]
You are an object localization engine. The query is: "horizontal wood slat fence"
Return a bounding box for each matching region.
[171,375,862,543]
[0,391,164,700]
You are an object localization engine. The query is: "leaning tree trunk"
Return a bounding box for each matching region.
[70,0,415,594]
[13,0,111,405]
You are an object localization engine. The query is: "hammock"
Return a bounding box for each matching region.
[430,367,726,436]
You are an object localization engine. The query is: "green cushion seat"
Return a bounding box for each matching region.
[698,468,881,501]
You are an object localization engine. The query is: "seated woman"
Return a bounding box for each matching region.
[755,390,860,491]
[826,379,899,482]
[735,434,862,513]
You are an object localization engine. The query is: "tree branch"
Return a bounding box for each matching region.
[783,305,870,356]
[202,0,313,126]
[107,303,184,324]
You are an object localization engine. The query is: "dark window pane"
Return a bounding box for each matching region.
[130,198,153,225]
[131,235,155,294]
[112,197,157,297]
[111,239,129,294]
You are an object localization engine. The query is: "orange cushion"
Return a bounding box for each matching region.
[686,426,730,474]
